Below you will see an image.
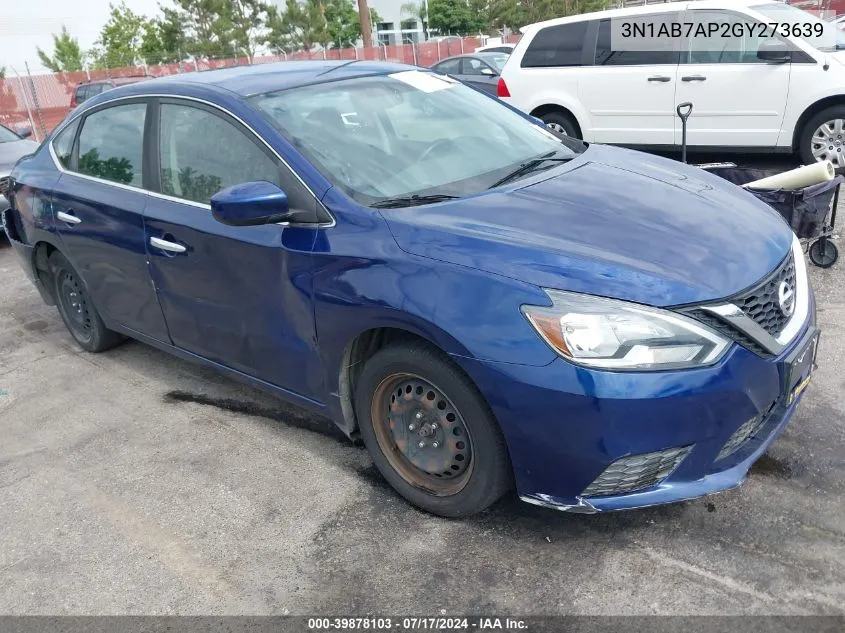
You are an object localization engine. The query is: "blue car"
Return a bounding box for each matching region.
[1,61,819,517]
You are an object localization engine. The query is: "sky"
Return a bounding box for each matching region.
[0,0,284,75]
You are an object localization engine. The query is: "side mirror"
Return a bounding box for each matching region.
[211,181,294,226]
[15,126,32,139]
[757,39,791,63]
[480,67,497,76]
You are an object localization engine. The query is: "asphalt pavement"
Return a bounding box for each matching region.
[1,173,844,615]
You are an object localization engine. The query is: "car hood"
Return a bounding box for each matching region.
[0,139,39,175]
[379,145,794,307]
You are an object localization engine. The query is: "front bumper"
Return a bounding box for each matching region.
[457,294,817,513]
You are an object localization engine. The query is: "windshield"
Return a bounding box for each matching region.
[752,2,845,50]
[250,71,581,205]
[478,53,510,71]
[0,125,20,143]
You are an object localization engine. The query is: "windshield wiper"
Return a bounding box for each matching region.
[488,151,573,189]
[371,193,461,209]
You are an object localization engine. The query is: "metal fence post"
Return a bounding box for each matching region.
[460,37,464,54]
[23,62,46,140]
[382,44,388,60]
[437,41,441,61]
[11,67,39,142]
[412,41,418,66]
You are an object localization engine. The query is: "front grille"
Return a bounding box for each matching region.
[683,252,797,357]
[715,401,779,462]
[581,446,692,497]
[734,253,795,338]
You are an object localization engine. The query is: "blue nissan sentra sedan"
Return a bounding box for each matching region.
[1,61,819,517]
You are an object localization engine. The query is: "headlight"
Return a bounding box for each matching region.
[522,290,729,370]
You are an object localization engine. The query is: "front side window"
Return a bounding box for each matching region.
[250,72,582,204]
[521,22,588,68]
[76,103,145,186]
[686,11,774,64]
[158,103,282,205]
[461,58,490,75]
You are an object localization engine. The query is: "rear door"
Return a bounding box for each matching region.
[142,98,322,399]
[50,99,170,341]
[674,8,791,147]
[576,18,680,145]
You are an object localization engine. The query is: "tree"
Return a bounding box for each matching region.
[427,0,484,35]
[92,2,147,68]
[140,6,187,64]
[230,0,272,59]
[36,26,84,72]
[488,0,610,31]
[265,0,327,53]
[172,0,241,60]
[325,0,359,49]
[401,1,428,40]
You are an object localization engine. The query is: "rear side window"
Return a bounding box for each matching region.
[433,59,460,74]
[595,19,679,66]
[76,103,146,187]
[158,103,282,205]
[74,85,89,103]
[521,22,588,68]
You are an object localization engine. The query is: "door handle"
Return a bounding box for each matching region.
[681,75,707,82]
[648,76,672,82]
[150,236,186,254]
[57,211,81,225]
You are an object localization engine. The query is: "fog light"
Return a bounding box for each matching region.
[582,446,692,497]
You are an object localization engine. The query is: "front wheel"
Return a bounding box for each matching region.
[539,111,580,139]
[355,342,512,518]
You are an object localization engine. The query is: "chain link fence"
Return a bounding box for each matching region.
[0,34,519,141]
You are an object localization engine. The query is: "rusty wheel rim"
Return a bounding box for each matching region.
[371,373,473,496]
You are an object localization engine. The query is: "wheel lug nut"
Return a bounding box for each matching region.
[415,412,423,419]
[408,424,415,431]
[418,441,425,448]
[432,442,439,448]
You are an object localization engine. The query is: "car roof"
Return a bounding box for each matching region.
[130,60,416,97]
[78,76,149,87]
[519,0,768,33]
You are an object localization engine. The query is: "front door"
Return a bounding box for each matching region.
[142,99,322,399]
[674,9,791,147]
[577,18,680,145]
[50,100,170,341]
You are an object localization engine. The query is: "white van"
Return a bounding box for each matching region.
[498,0,845,166]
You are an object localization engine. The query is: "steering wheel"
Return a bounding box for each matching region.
[418,138,457,163]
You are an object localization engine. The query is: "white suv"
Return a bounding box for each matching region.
[498,0,845,166]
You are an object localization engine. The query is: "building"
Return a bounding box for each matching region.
[368,0,426,44]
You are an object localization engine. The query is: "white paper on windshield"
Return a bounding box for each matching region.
[389,70,457,93]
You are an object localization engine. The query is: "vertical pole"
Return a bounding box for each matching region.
[382,43,387,60]
[412,41,417,66]
[23,62,46,140]
[460,37,464,54]
[358,0,373,49]
[84,61,90,81]
[436,40,441,61]
[12,68,39,142]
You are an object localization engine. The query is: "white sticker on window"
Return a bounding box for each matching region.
[389,70,457,93]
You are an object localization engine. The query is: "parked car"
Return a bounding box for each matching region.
[0,123,38,232]
[2,60,818,518]
[498,0,845,167]
[430,53,510,95]
[475,43,516,54]
[70,75,151,108]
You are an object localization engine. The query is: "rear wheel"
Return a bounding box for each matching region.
[355,342,512,518]
[799,106,845,169]
[539,111,580,139]
[49,251,124,352]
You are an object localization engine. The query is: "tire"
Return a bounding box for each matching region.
[539,111,580,139]
[354,342,512,518]
[808,239,838,268]
[799,106,845,169]
[49,250,124,352]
